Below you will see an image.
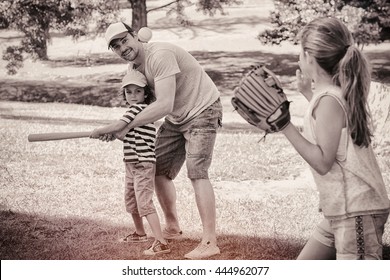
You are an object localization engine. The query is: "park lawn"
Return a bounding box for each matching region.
[0,101,389,260]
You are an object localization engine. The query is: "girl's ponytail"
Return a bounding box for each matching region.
[301,17,373,147]
[337,46,372,147]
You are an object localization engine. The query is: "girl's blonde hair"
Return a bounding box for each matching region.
[300,17,372,147]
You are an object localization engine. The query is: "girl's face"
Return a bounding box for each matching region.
[298,48,313,79]
[124,84,145,105]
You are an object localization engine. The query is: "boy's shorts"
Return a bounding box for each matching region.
[124,161,157,217]
[313,213,389,259]
[155,98,222,180]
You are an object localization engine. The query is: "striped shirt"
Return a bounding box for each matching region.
[120,104,156,163]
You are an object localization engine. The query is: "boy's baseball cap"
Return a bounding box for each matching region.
[105,22,129,49]
[121,70,147,88]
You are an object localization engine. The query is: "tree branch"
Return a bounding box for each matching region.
[146,0,181,13]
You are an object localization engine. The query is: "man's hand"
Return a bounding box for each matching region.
[113,129,126,141]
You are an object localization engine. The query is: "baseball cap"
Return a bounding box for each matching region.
[121,70,147,88]
[105,22,129,49]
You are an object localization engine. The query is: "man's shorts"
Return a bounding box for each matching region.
[124,161,157,217]
[313,213,389,259]
[155,98,223,180]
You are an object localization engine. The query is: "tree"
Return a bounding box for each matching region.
[258,0,390,47]
[1,0,241,75]
[1,0,120,75]
[128,0,242,31]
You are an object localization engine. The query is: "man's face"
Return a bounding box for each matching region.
[110,33,140,62]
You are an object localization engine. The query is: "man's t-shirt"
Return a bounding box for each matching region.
[141,42,220,125]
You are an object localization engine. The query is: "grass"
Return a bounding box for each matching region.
[0,101,389,260]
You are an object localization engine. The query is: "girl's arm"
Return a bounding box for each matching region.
[90,120,128,139]
[282,96,345,175]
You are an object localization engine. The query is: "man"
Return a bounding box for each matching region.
[104,22,222,259]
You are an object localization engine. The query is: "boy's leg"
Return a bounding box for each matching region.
[143,211,171,256]
[144,212,167,244]
[131,213,146,236]
[132,162,174,243]
[123,163,146,240]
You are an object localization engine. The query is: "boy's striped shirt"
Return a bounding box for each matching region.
[120,104,156,163]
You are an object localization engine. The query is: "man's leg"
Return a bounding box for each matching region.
[191,178,216,244]
[183,99,222,259]
[155,175,181,233]
[154,121,186,237]
[184,177,220,259]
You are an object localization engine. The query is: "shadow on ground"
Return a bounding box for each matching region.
[1,209,389,260]
[45,49,390,86]
[151,15,270,40]
[2,48,387,108]
[0,209,302,260]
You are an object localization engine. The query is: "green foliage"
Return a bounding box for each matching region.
[1,0,120,75]
[258,0,389,47]
[148,0,243,27]
[2,46,23,75]
[195,0,243,16]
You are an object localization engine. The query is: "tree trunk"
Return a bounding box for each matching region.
[28,24,49,60]
[35,36,48,60]
[129,0,147,31]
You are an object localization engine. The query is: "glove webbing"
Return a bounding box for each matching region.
[235,73,284,115]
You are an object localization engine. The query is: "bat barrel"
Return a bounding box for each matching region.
[28,132,91,142]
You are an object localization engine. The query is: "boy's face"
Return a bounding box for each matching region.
[124,84,145,105]
[110,33,140,62]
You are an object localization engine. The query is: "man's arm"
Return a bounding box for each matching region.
[90,120,128,138]
[115,75,176,140]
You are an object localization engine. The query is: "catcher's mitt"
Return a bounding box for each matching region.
[231,64,291,134]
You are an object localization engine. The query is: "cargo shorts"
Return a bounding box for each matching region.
[155,98,223,180]
[124,161,157,217]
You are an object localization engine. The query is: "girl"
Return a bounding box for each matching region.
[90,69,170,256]
[281,17,390,259]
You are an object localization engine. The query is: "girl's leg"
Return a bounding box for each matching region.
[297,237,336,260]
[298,218,336,260]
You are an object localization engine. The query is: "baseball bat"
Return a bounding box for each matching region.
[28,131,91,142]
